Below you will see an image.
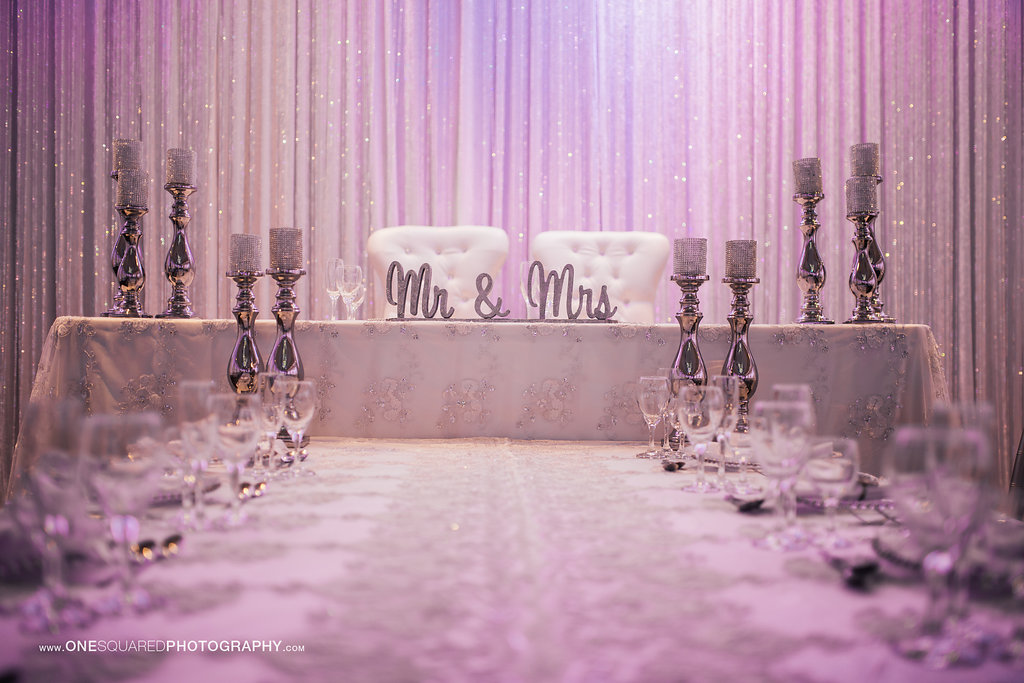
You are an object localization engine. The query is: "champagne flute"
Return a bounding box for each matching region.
[803,436,859,549]
[339,264,363,320]
[636,376,670,458]
[348,281,366,320]
[81,412,166,614]
[280,380,318,477]
[677,384,725,493]
[177,380,216,530]
[208,393,261,527]
[750,400,815,551]
[708,374,740,489]
[255,373,287,483]
[325,257,344,321]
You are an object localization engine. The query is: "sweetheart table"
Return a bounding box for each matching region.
[0,438,1017,682]
[6,316,946,497]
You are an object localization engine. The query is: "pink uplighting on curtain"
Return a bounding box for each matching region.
[0,1,1021,491]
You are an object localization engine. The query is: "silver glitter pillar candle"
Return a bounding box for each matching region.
[850,143,880,179]
[227,234,264,393]
[267,227,306,379]
[792,158,833,324]
[157,148,198,318]
[721,240,759,432]
[110,169,150,317]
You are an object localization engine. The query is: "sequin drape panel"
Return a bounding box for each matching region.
[0,1,1021,493]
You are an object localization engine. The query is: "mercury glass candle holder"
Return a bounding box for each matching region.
[103,139,143,316]
[843,177,882,324]
[226,234,264,393]
[110,169,150,318]
[721,240,759,433]
[267,228,305,380]
[792,158,833,324]
[156,148,198,319]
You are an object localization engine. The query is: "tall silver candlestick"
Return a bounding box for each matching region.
[267,228,305,380]
[157,148,198,318]
[844,176,881,324]
[851,143,895,323]
[110,169,150,317]
[104,138,142,316]
[670,238,710,389]
[792,158,833,324]
[227,234,263,393]
[668,238,710,450]
[721,240,759,433]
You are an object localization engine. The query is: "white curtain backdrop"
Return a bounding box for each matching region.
[1,0,1021,493]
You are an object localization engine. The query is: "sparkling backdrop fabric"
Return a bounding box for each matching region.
[0,1,1021,493]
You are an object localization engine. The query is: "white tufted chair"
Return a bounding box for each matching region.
[366,225,510,319]
[529,231,670,324]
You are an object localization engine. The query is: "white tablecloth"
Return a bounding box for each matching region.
[0,439,1015,682]
[9,317,947,496]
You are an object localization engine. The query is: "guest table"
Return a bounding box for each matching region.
[0,439,1018,682]
[6,316,947,496]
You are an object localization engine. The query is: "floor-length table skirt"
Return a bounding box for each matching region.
[8,317,946,496]
[0,439,1014,682]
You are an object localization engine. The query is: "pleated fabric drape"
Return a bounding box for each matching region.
[1,0,1021,493]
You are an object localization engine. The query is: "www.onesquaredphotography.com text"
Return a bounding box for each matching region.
[38,639,304,654]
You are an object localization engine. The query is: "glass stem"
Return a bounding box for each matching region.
[661,415,671,451]
[228,464,243,522]
[648,422,657,453]
[42,535,64,597]
[779,479,797,530]
[695,443,706,486]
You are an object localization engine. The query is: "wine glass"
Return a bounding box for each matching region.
[325,257,344,321]
[708,374,740,489]
[772,383,816,432]
[177,380,216,530]
[885,425,995,667]
[636,376,670,458]
[803,436,859,549]
[677,384,725,493]
[280,380,318,477]
[80,412,166,614]
[749,400,815,550]
[339,264,364,320]
[8,449,96,632]
[208,393,261,527]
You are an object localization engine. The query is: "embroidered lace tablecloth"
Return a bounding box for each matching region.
[8,317,947,496]
[0,438,1015,682]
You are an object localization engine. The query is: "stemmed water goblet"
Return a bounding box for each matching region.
[339,264,364,320]
[80,412,166,614]
[884,425,995,668]
[677,384,725,492]
[280,380,318,477]
[803,436,859,550]
[772,383,817,431]
[749,400,815,550]
[636,376,670,458]
[325,257,344,321]
[208,393,261,527]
